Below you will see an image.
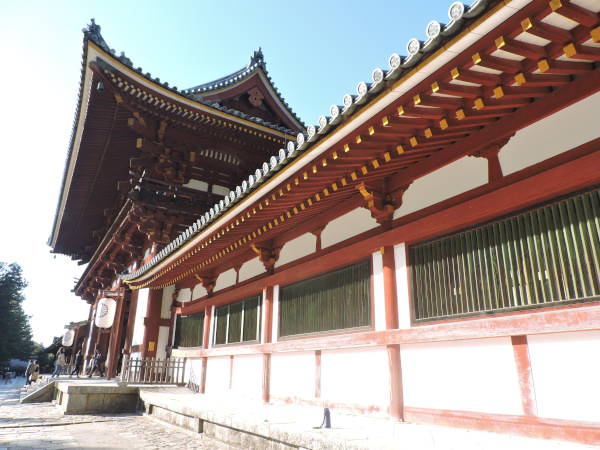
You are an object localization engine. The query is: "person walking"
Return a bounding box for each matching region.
[70,350,83,378]
[29,360,40,384]
[51,347,66,378]
[87,348,105,378]
[25,360,34,385]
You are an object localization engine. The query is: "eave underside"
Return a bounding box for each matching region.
[125,0,600,290]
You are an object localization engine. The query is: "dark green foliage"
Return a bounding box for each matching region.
[0,262,35,362]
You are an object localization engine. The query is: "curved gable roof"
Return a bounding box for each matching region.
[184,48,305,131]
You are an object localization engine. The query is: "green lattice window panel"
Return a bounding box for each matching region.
[174,311,205,348]
[411,189,600,321]
[213,296,261,345]
[279,260,372,337]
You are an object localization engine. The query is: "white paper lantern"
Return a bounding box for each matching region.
[62,330,74,347]
[95,297,117,329]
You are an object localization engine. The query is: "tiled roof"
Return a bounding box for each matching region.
[82,19,299,135]
[120,0,495,283]
[49,18,300,253]
[184,47,305,129]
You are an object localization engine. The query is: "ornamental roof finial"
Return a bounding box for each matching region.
[83,18,109,51]
[248,47,264,68]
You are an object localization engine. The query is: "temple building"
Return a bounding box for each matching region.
[50,0,600,445]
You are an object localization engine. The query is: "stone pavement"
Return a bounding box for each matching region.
[0,376,207,449]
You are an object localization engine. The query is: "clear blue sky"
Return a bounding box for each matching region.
[0,0,457,345]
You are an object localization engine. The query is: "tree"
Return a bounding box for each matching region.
[0,262,35,361]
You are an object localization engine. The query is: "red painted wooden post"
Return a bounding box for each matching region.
[262,286,274,403]
[200,306,212,393]
[382,246,404,421]
[142,290,163,359]
[262,353,271,403]
[315,350,321,398]
[511,335,538,416]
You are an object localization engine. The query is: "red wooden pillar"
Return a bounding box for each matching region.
[106,292,126,380]
[511,335,538,416]
[262,286,274,403]
[315,350,322,398]
[200,305,212,394]
[123,289,138,355]
[141,289,163,358]
[382,246,404,421]
[86,303,99,370]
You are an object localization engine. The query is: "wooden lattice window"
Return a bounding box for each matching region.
[279,260,372,337]
[174,311,204,348]
[213,296,261,345]
[411,189,600,321]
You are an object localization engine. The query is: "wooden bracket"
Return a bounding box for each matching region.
[250,243,281,274]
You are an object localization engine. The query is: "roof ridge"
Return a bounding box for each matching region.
[184,47,266,94]
[183,47,305,129]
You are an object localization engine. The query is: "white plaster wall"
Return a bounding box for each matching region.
[394,156,488,219]
[130,351,141,361]
[185,357,204,386]
[207,306,215,349]
[321,347,390,407]
[176,287,191,304]
[132,288,149,347]
[238,257,265,283]
[272,285,279,343]
[371,251,386,331]
[260,288,267,344]
[231,354,263,399]
[162,285,176,318]
[212,184,230,196]
[183,179,208,192]
[206,356,230,393]
[394,243,411,329]
[528,330,600,423]
[192,283,207,300]
[275,233,316,268]
[214,268,236,292]
[499,91,600,176]
[156,326,169,359]
[321,207,378,248]
[270,351,315,400]
[401,337,522,415]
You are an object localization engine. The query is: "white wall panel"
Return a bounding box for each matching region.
[321,208,378,248]
[192,283,207,300]
[231,354,263,399]
[321,347,390,408]
[270,352,315,400]
[275,233,316,268]
[499,92,600,175]
[528,330,600,423]
[394,243,411,329]
[185,357,204,386]
[372,251,386,331]
[214,268,236,292]
[162,285,176,318]
[206,356,231,393]
[156,326,169,359]
[175,287,191,304]
[394,156,488,219]
[132,288,149,347]
[401,338,522,415]
[238,257,265,283]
